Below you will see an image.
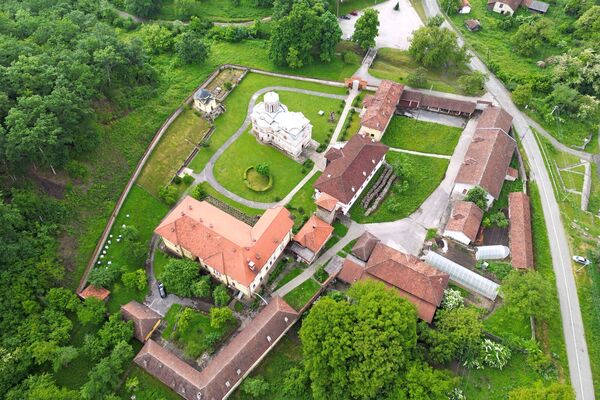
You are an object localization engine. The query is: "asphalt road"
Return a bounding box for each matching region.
[420,1,595,398]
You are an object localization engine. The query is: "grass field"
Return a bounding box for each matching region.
[188,72,347,175]
[213,130,307,202]
[283,278,321,311]
[277,91,343,145]
[157,0,271,21]
[350,152,449,223]
[162,304,237,359]
[137,107,210,196]
[369,48,466,94]
[288,172,321,229]
[484,304,532,342]
[381,116,462,155]
[275,267,304,290]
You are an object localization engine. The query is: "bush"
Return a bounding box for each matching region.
[182,174,194,185]
[241,377,270,398]
[441,288,464,310]
[224,81,233,91]
[210,307,235,329]
[191,184,208,201]
[173,175,183,185]
[256,162,270,177]
[158,185,179,205]
[342,51,361,65]
[122,269,148,292]
[465,339,511,370]
[192,276,212,298]
[465,186,488,210]
[121,225,140,243]
[65,160,89,181]
[213,285,231,306]
[88,265,122,288]
[159,259,201,297]
[406,67,428,88]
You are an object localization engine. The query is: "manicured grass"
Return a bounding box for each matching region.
[119,365,182,400]
[213,130,307,201]
[188,72,347,176]
[369,48,466,94]
[137,107,210,196]
[229,333,303,400]
[153,250,173,282]
[338,0,387,14]
[162,305,237,359]
[195,182,263,217]
[288,172,321,230]
[333,221,349,237]
[340,108,362,141]
[245,167,271,191]
[460,353,544,399]
[283,278,321,311]
[484,304,531,343]
[277,91,343,145]
[275,267,304,290]
[381,116,462,155]
[157,0,271,22]
[350,152,449,223]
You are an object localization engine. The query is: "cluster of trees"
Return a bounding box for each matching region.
[269,0,341,68]
[409,17,469,70]
[0,0,155,171]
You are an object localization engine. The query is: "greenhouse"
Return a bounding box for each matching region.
[475,245,510,261]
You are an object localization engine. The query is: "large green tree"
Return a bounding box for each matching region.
[352,9,379,50]
[501,270,555,321]
[299,280,418,400]
[409,24,468,69]
[159,258,201,297]
[175,31,210,64]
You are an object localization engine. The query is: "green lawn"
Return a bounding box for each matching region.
[381,116,462,155]
[213,130,307,202]
[338,0,387,14]
[288,172,321,229]
[350,152,449,223]
[369,48,466,94]
[157,0,271,21]
[275,267,304,290]
[188,72,347,176]
[137,107,210,196]
[277,91,343,145]
[283,278,321,311]
[484,304,532,343]
[119,365,182,400]
[229,333,303,400]
[153,250,173,281]
[194,182,263,217]
[162,305,237,359]
[340,108,362,141]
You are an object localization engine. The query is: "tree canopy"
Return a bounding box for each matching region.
[409,24,468,69]
[352,9,379,50]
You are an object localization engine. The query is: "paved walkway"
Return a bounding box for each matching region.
[191,86,347,209]
[388,147,452,159]
[421,0,595,397]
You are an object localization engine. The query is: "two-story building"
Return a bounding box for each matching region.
[154,197,294,297]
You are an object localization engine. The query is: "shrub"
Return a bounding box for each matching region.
[314,266,329,283]
[172,175,183,185]
[126,242,147,266]
[201,331,221,351]
[182,174,194,185]
[224,81,233,91]
[465,186,488,210]
[210,307,235,329]
[122,269,148,292]
[406,67,428,88]
[441,288,464,310]
[394,2,399,10]
[241,377,270,398]
[191,184,208,201]
[65,160,89,181]
[88,265,122,288]
[213,285,231,306]
[158,185,179,205]
[159,259,201,297]
[192,276,212,298]
[121,225,140,243]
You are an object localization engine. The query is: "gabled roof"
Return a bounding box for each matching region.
[79,285,110,301]
[197,297,298,400]
[294,215,334,254]
[477,106,513,135]
[420,94,477,114]
[314,135,388,204]
[155,197,294,287]
[134,340,204,400]
[488,0,523,10]
[361,80,404,131]
[509,192,534,269]
[338,258,365,283]
[351,231,380,261]
[445,201,484,243]
[325,147,344,162]
[194,88,214,103]
[121,301,162,343]
[528,0,549,12]
[315,192,338,212]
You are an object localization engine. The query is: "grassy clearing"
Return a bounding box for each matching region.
[381,116,462,155]
[484,304,532,342]
[229,332,303,400]
[213,130,307,202]
[277,91,343,145]
[137,107,210,196]
[188,72,346,175]
[283,278,321,311]
[157,0,271,21]
[350,152,449,223]
[162,305,237,359]
[369,48,466,94]
[275,267,304,290]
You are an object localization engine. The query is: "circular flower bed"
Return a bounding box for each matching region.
[243,166,273,192]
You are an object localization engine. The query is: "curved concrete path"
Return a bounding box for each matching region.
[192,86,347,209]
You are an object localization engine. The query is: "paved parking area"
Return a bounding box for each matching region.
[339,0,423,50]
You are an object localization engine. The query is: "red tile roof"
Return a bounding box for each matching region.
[509,192,534,269]
[134,340,204,400]
[456,108,516,199]
[314,135,388,204]
[155,197,294,287]
[294,215,334,254]
[121,301,162,343]
[361,80,404,131]
[351,231,380,261]
[79,285,110,301]
[445,201,484,243]
[315,193,338,212]
[476,106,513,135]
[197,296,298,399]
[420,94,477,114]
[340,242,449,323]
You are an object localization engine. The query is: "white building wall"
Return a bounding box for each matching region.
[492,2,515,15]
[444,230,472,246]
[340,158,385,214]
[452,183,495,209]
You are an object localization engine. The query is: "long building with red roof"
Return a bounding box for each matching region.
[155,196,294,297]
[359,80,404,141]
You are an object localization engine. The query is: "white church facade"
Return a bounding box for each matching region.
[250,92,313,159]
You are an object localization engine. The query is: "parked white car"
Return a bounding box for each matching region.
[572,255,591,266]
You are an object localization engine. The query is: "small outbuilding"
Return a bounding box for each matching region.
[465,19,481,32]
[444,201,484,245]
[291,215,334,263]
[121,300,162,343]
[351,231,380,261]
[459,0,472,14]
[79,285,110,302]
[193,88,219,114]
